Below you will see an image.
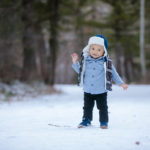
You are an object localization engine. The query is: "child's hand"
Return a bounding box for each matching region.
[71,53,79,64]
[120,83,128,90]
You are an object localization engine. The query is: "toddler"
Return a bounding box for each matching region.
[71,35,128,129]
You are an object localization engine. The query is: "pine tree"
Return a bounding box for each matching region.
[101,0,140,82]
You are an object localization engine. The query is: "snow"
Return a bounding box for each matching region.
[0,84,150,150]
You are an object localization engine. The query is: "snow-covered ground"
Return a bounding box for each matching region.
[0,84,150,150]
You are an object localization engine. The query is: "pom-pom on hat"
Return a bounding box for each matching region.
[83,35,108,57]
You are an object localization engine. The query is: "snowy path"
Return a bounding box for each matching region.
[0,85,150,150]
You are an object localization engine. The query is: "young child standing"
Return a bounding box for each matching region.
[71,35,128,129]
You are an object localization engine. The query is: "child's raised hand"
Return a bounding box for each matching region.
[71,53,79,64]
[120,83,128,90]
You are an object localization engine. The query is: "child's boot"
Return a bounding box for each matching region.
[100,122,108,129]
[78,118,91,128]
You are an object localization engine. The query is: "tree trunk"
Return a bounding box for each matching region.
[140,0,146,76]
[124,55,134,82]
[36,27,50,83]
[47,0,60,85]
[21,0,40,81]
[0,1,23,83]
[115,42,126,81]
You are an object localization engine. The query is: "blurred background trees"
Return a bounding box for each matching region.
[0,0,149,86]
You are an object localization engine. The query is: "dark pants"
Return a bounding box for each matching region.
[83,92,108,123]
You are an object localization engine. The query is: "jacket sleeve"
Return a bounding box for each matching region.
[112,64,124,85]
[72,61,80,74]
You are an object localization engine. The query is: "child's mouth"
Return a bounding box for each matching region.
[92,54,97,57]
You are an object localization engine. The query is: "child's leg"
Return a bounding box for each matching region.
[83,92,95,121]
[95,92,108,123]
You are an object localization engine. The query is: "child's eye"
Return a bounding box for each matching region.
[98,49,101,51]
[92,48,95,50]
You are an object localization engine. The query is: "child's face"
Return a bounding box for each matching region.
[89,44,105,58]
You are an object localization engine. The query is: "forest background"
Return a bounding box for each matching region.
[0,0,150,87]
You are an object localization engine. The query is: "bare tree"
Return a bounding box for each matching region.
[140,0,146,76]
